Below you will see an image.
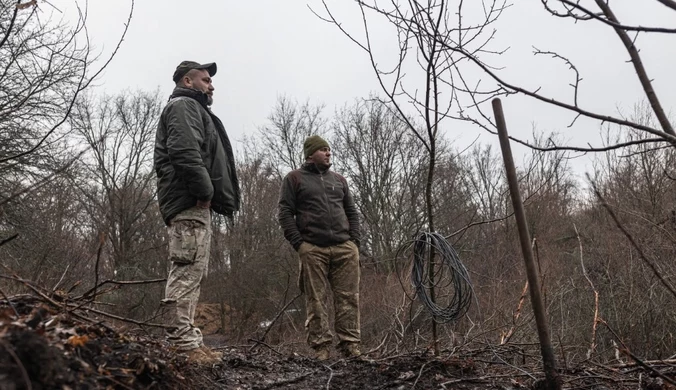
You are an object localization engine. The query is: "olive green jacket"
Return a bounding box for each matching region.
[154,87,239,225]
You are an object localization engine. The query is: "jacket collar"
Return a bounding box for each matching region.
[302,162,331,174]
[169,87,210,109]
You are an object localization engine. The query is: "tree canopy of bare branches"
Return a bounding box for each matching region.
[0,0,133,207]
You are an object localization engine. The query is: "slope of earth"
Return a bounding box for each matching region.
[0,296,674,389]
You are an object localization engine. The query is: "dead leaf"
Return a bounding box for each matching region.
[67,334,89,347]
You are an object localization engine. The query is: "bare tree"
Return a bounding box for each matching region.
[69,90,164,277]
[0,0,134,206]
[332,98,429,269]
[203,145,303,340]
[257,95,328,176]
[64,90,165,318]
[314,0,509,354]
[0,0,135,302]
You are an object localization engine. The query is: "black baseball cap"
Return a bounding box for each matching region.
[172,61,217,83]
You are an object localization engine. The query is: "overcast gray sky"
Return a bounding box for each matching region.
[51,0,675,177]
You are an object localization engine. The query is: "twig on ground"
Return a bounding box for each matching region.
[622,349,676,386]
[246,339,283,356]
[70,304,173,329]
[325,364,334,390]
[257,369,320,390]
[77,278,167,301]
[411,361,430,389]
[0,233,18,247]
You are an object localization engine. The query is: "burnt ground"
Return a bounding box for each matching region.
[0,296,675,389]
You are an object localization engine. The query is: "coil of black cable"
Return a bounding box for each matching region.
[408,231,473,323]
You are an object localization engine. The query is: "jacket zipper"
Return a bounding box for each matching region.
[319,172,336,242]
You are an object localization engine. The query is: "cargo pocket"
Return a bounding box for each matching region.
[168,220,203,264]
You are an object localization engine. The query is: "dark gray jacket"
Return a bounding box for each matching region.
[154,87,240,225]
[278,162,360,250]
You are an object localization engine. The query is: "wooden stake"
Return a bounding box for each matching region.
[492,98,561,390]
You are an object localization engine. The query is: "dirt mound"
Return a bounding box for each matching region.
[0,302,207,389]
[195,302,230,335]
[1,295,674,389]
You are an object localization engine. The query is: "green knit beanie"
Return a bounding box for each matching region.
[303,135,330,158]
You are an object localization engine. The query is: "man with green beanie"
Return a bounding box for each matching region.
[278,135,362,360]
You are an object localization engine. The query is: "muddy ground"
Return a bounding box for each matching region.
[0,299,674,389]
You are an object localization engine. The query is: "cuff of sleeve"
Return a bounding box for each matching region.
[293,241,303,251]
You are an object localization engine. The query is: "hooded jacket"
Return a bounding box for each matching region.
[278,162,360,250]
[154,87,240,225]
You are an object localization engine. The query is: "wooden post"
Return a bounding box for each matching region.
[492,98,561,390]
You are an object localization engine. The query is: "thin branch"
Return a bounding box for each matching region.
[593,0,675,137]
[0,286,20,317]
[553,0,676,34]
[0,0,136,164]
[623,349,676,387]
[392,8,676,144]
[0,1,21,49]
[0,147,88,207]
[78,278,167,301]
[445,212,513,239]
[0,233,19,247]
[574,223,599,359]
[249,293,302,351]
[655,0,676,11]
[89,232,105,303]
[69,304,173,329]
[587,173,676,300]
[51,264,70,293]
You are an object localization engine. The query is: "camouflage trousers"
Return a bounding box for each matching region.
[161,206,211,351]
[298,240,361,349]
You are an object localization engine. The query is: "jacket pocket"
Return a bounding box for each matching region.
[168,220,204,264]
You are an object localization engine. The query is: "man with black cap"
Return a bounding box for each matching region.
[278,135,362,361]
[154,60,240,364]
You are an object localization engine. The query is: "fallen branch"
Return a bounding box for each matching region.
[78,278,167,301]
[623,349,676,387]
[0,267,170,329]
[246,339,283,356]
[69,304,173,329]
[258,369,320,390]
[411,361,431,389]
[0,233,18,247]
[0,273,64,309]
[614,359,676,368]
[324,364,334,390]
